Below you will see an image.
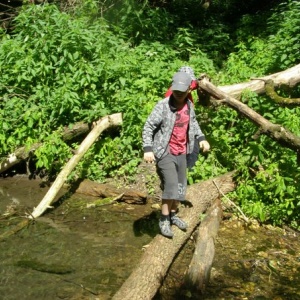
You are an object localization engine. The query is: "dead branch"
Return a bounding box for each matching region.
[255,78,300,105]
[0,219,31,241]
[198,77,300,153]
[30,113,122,219]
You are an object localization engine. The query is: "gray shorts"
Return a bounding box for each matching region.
[156,153,187,201]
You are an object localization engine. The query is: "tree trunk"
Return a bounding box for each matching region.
[112,171,236,300]
[73,179,147,204]
[30,113,122,219]
[199,77,300,153]
[185,197,223,292]
[218,63,300,98]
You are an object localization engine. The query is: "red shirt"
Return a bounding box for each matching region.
[169,103,189,155]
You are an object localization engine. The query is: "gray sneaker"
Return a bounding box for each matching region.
[159,219,174,238]
[171,215,188,230]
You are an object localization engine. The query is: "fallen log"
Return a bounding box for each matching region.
[30,113,122,219]
[0,121,90,174]
[185,197,223,292]
[0,154,21,175]
[198,77,300,153]
[0,143,40,174]
[218,63,300,98]
[74,179,147,204]
[112,171,236,300]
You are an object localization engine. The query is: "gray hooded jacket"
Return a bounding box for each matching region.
[142,96,206,160]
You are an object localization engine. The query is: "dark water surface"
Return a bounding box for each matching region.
[0,176,299,300]
[0,176,154,300]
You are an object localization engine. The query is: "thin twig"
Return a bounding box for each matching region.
[212,179,250,224]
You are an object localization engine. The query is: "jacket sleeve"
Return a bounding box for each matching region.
[142,102,164,153]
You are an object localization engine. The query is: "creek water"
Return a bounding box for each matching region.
[0,175,299,300]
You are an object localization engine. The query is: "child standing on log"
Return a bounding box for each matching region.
[165,66,203,169]
[142,71,210,238]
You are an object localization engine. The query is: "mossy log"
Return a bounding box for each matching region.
[112,171,235,300]
[263,79,300,105]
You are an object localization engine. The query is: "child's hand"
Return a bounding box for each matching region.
[199,140,210,152]
[144,152,155,163]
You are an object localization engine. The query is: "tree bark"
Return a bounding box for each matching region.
[218,63,300,98]
[112,171,236,300]
[198,77,300,153]
[185,197,223,292]
[30,113,122,219]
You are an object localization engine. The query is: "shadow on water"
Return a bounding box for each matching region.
[133,211,160,238]
[0,176,299,300]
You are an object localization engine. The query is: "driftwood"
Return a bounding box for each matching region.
[0,121,90,174]
[218,63,300,98]
[30,113,122,219]
[198,77,300,153]
[185,197,223,292]
[74,179,147,204]
[112,171,235,300]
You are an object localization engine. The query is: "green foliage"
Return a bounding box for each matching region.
[221,38,274,83]
[197,88,300,229]
[34,131,72,172]
[220,0,300,82]
[172,26,197,60]
[0,2,203,180]
[231,155,300,227]
[268,0,300,70]
[108,1,174,45]
[187,151,228,185]
[0,0,299,230]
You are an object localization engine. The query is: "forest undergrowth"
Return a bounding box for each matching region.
[0,0,299,230]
